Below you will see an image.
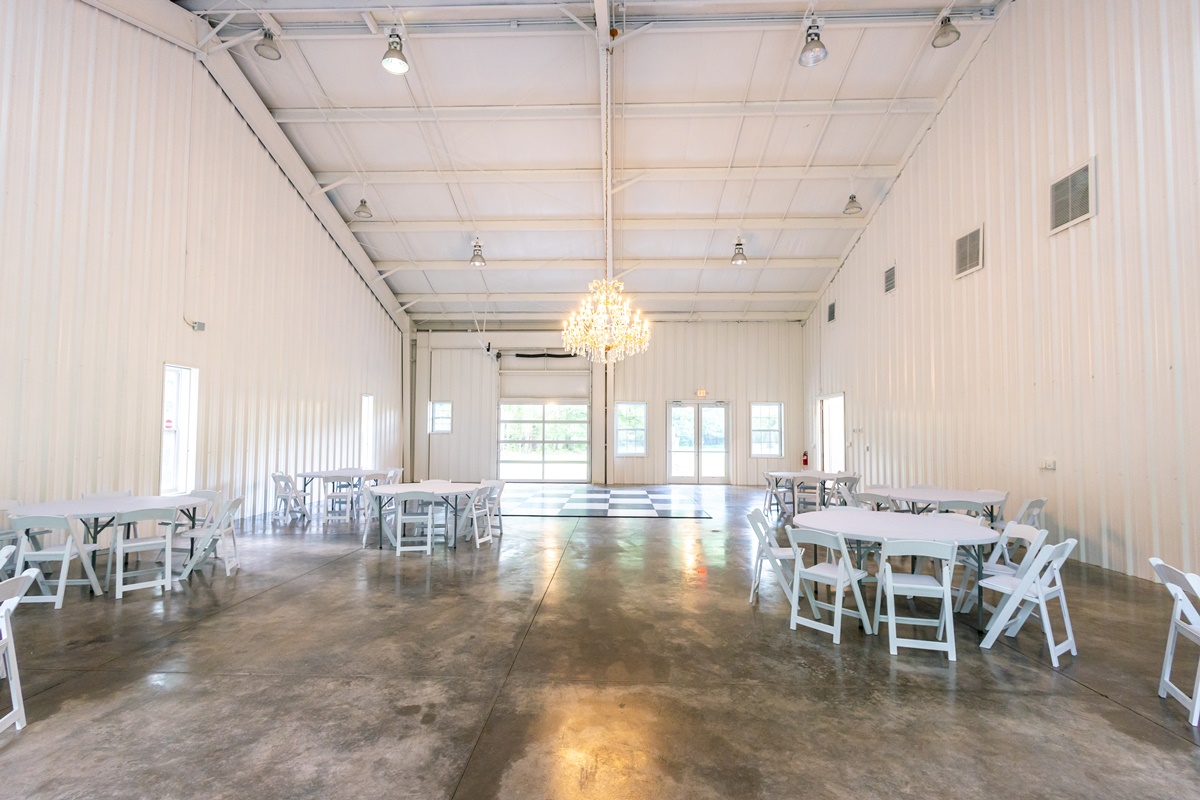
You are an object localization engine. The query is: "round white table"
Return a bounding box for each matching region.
[369,482,482,550]
[792,507,999,630]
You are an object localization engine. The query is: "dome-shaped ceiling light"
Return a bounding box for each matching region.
[381,32,409,75]
[843,194,862,215]
[353,199,373,219]
[931,17,961,48]
[469,239,487,267]
[730,238,749,266]
[798,23,828,67]
[254,29,281,61]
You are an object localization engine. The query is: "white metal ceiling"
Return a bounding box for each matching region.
[173,0,1005,330]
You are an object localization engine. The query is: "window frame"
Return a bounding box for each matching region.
[749,401,784,459]
[614,401,648,457]
[429,401,453,434]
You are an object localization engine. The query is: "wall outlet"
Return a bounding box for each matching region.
[1040,459,1056,470]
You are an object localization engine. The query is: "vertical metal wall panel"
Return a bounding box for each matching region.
[800,0,1199,580]
[612,322,805,486]
[425,348,499,482]
[0,0,405,517]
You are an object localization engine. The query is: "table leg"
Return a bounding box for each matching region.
[975,544,985,632]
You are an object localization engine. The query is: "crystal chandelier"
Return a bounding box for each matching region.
[562,278,651,365]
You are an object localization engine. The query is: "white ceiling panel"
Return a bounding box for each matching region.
[460,182,601,219]
[437,119,599,170]
[176,0,1005,328]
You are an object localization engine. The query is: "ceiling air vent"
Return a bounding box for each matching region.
[827,301,836,322]
[1051,160,1094,234]
[954,227,983,278]
[884,265,896,294]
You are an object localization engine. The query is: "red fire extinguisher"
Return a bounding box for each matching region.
[802,450,809,467]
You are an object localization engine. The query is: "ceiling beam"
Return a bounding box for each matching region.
[316,165,899,186]
[408,311,811,323]
[375,258,840,272]
[273,98,941,125]
[351,216,864,233]
[398,292,818,303]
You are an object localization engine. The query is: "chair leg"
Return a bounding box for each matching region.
[872,571,885,635]
[749,550,762,604]
[1057,590,1077,656]
[848,574,871,634]
[885,584,899,655]
[1038,598,1060,668]
[1160,621,1179,699]
[4,646,25,730]
[53,541,74,610]
[1189,658,1200,726]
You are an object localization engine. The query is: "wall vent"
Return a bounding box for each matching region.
[827,301,836,322]
[954,227,983,278]
[1051,161,1094,234]
[884,265,896,294]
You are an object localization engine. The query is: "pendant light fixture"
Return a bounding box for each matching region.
[469,239,487,268]
[798,22,828,67]
[353,199,373,219]
[730,237,749,266]
[843,194,862,215]
[381,31,409,75]
[931,17,962,48]
[254,29,281,61]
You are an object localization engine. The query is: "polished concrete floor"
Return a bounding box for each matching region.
[1,486,1198,799]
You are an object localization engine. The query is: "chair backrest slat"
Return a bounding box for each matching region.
[10,515,72,532]
[880,538,957,562]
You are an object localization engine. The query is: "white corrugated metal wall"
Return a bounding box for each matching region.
[0,0,406,516]
[610,322,805,485]
[801,0,1200,579]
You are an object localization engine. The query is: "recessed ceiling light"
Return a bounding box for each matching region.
[932,17,962,48]
[254,29,281,61]
[381,32,409,75]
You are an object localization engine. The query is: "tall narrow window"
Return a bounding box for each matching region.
[361,394,375,468]
[615,402,647,456]
[160,364,199,495]
[750,402,783,458]
[429,401,452,433]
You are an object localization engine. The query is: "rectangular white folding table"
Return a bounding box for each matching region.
[9,494,209,547]
[792,507,1000,631]
[369,481,481,550]
[767,470,841,513]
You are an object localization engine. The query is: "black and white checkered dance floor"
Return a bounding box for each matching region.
[502,484,711,518]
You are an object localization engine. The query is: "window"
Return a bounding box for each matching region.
[750,402,783,458]
[498,402,589,481]
[615,402,647,456]
[361,394,375,468]
[429,401,452,433]
[160,364,199,495]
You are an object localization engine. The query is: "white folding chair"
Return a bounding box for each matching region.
[785,526,872,644]
[384,467,403,484]
[851,491,899,512]
[11,515,104,609]
[323,478,355,523]
[980,538,1078,667]
[178,498,243,580]
[272,473,310,522]
[747,509,799,606]
[1,566,40,732]
[108,508,177,599]
[464,487,493,548]
[0,500,20,579]
[955,522,1048,613]
[936,499,987,517]
[833,473,860,504]
[992,497,1047,532]
[1148,558,1200,725]
[873,539,959,661]
[381,489,442,555]
[481,479,505,538]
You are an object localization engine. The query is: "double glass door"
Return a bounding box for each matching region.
[668,402,728,484]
